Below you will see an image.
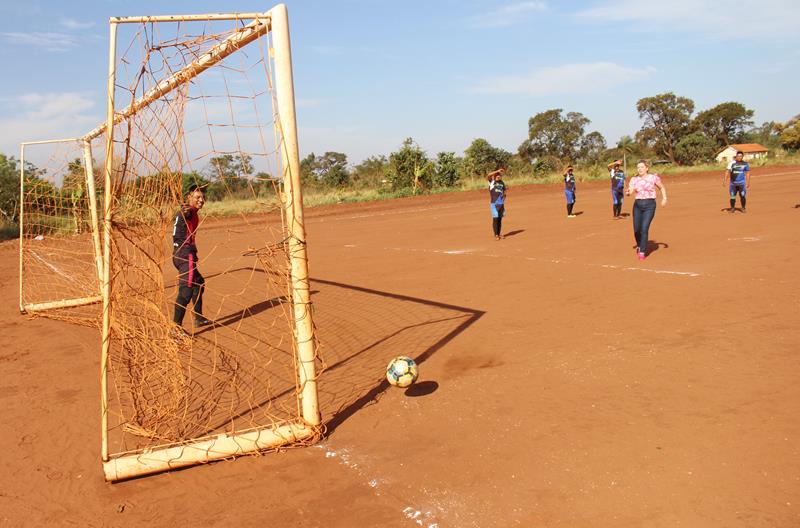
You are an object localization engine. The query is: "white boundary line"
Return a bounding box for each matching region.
[379,246,704,278]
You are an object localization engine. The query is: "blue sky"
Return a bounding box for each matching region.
[0,0,798,164]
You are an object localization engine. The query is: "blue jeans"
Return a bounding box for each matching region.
[632,199,656,254]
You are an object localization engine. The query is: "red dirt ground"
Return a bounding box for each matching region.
[1,165,799,527]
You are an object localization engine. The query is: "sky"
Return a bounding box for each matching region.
[0,0,798,165]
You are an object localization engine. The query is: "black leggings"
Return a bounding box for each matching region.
[492,217,503,236]
[172,253,205,325]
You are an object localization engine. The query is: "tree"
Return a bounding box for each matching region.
[779,122,800,150]
[674,133,717,165]
[351,155,388,187]
[432,152,460,188]
[580,131,607,163]
[316,151,350,187]
[518,109,590,163]
[0,154,42,224]
[692,102,754,148]
[636,92,695,162]
[0,154,19,223]
[746,121,782,149]
[387,138,430,191]
[207,153,254,180]
[463,138,511,179]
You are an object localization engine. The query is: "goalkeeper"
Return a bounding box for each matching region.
[172,184,212,330]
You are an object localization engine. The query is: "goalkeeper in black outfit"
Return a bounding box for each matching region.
[171,185,212,330]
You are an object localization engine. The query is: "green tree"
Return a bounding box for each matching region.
[692,102,754,148]
[518,109,591,163]
[779,122,800,150]
[316,151,350,187]
[300,153,318,187]
[432,152,460,188]
[636,92,695,162]
[674,133,717,165]
[208,153,254,180]
[0,154,19,223]
[0,154,44,224]
[746,121,782,149]
[580,131,607,163]
[387,138,431,191]
[351,155,388,187]
[463,138,511,179]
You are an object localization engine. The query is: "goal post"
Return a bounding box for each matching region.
[96,4,322,481]
[18,137,104,320]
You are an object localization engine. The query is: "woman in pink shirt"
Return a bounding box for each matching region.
[626,160,668,260]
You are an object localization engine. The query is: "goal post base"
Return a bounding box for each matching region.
[103,422,320,481]
[22,295,103,313]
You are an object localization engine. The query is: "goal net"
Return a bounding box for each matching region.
[19,137,104,325]
[92,5,322,480]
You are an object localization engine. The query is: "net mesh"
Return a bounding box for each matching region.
[99,15,322,459]
[19,138,104,326]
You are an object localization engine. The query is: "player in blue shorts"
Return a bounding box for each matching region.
[725,151,751,213]
[488,168,508,239]
[609,160,625,218]
[563,165,577,218]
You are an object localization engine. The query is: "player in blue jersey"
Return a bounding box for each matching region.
[563,165,577,217]
[488,168,508,239]
[725,151,751,213]
[609,160,625,218]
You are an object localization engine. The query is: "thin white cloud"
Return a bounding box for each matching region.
[468,1,547,28]
[0,93,99,156]
[471,62,656,96]
[576,0,800,39]
[1,32,79,52]
[60,18,95,30]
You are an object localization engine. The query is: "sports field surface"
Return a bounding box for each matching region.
[1,166,798,527]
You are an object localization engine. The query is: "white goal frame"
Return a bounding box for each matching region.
[93,4,321,481]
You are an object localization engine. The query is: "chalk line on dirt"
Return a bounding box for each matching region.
[315,444,440,528]
[383,246,702,278]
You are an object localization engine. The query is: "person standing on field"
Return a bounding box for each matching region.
[563,165,577,218]
[488,168,507,240]
[172,184,212,331]
[609,160,625,218]
[725,150,751,213]
[626,159,667,261]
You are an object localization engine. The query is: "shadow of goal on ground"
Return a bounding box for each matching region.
[309,278,484,435]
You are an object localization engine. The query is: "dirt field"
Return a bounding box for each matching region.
[1,166,799,527]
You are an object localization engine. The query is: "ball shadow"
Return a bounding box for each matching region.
[404,380,439,397]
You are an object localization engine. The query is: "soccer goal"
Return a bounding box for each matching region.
[89,4,322,480]
[18,137,104,324]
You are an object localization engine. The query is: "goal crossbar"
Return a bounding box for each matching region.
[83,11,273,142]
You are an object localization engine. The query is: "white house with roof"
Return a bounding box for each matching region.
[716,143,769,164]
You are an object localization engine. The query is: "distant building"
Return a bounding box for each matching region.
[716,143,769,164]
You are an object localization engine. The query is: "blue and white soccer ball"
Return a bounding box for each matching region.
[386,356,419,388]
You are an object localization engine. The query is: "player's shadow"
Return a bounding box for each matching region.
[150,271,482,444]
[574,211,585,216]
[503,229,525,238]
[720,207,743,213]
[618,212,630,218]
[630,241,669,256]
[312,278,484,435]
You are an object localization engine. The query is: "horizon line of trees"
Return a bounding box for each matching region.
[2,92,799,222]
[300,93,798,193]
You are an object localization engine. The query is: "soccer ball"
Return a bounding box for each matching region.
[386,356,419,388]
